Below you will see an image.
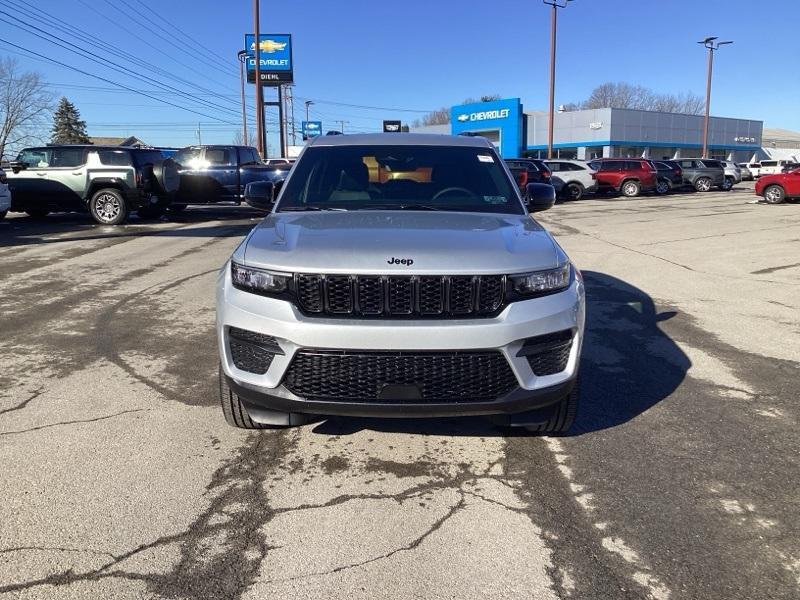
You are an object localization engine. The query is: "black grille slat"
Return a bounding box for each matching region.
[283,350,518,402]
[478,276,505,313]
[357,276,384,314]
[388,277,413,315]
[418,276,444,315]
[295,274,506,318]
[325,276,353,314]
[296,274,323,313]
[449,276,474,314]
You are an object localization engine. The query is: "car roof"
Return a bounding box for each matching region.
[307,133,494,149]
[20,145,150,152]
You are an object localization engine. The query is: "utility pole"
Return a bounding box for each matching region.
[698,37,733,159]
[305,100,314,122]
[253,0,264,157]
[237,50,248,145]
[337,120,348,134]
[543,0,573,160]
[285,85,296,146]
[196,122,202,145]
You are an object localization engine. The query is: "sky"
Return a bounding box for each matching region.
[2,0,798,153]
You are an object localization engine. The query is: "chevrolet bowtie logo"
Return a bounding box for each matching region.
[457,114,470,122]
[251,39,287,53]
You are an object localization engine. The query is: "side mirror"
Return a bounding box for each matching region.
[244,180,275,210]
[10,161,27,174]
[525,182,556,212]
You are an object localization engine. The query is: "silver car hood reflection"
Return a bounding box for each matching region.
[243,211,561,275]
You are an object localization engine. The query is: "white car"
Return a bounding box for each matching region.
[544,159,598,200]
[758,159,793,177]
[0,167,10,219]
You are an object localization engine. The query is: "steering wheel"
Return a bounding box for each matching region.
[432,186,479,201]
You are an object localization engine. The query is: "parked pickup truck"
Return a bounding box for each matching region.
[172,145,289,209]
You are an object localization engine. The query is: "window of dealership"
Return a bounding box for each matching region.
[440,98,764,163]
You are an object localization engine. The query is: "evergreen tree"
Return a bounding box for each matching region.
[50,97,91,144]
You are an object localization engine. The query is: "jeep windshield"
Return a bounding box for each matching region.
[276,145,525,214]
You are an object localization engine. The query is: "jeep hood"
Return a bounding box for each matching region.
[242,211,563,275]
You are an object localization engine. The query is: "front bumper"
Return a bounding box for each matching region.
[217,264,585,419]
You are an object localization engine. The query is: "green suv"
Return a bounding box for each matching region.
[6,145,179,225]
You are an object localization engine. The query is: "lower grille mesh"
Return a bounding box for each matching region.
[229,327,282,375]
[519,330,573,376]
[283,350,518,402]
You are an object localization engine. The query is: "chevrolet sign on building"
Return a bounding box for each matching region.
[451,98,522,158]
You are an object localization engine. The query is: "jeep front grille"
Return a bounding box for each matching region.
[282,350,518,402]
[294,274,506,318]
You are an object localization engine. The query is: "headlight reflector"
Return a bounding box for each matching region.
[231,262,289,294]
[511,263,571,295]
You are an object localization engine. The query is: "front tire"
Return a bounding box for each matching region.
[721,177,734,191]
[695,177,712,192]
[621,180,641,197]
[219,366,273,429]
[763,185,785,204]
[524,382,579,434]
[90,188,129,225]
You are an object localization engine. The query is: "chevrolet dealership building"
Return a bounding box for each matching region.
[422,97,763,162]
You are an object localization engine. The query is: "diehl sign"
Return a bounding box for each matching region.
[245,34,293,85]
[383,120,402,133]
[455,109,511,123]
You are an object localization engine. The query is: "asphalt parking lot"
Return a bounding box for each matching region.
[1,184,798,600]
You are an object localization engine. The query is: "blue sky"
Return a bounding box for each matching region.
[1,0,798,152]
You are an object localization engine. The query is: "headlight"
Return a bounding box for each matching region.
[511,263,571,295]
[231,262,290,294]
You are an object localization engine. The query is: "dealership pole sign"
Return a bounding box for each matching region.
[302,121,322,140]
[245,34,293,85]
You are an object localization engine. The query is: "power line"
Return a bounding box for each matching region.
[295,95,435,114]
[9,0,237,101]
[0,36,239,124]
[134,0,235,73]
[0,7,244,122]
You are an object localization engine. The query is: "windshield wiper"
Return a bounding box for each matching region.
[360,204,443,211]
[278,206,348,212]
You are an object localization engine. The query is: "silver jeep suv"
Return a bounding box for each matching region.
[217,134,585,433]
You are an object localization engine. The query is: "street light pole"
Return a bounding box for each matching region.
[698,37,733,159]
[237,50,248,145]
[305,100,313,122]
[543,0,573,160]
[253,0,264,157]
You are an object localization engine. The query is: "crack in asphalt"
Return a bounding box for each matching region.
[0,387,44,417]
[0,408,150,437]
[0,546,119,559]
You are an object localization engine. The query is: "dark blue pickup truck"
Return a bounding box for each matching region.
[171,145,289,209]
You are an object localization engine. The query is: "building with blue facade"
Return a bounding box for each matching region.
[419,98,763,163]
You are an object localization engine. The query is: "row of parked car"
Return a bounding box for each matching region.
[504,156,743,200]
[738,159,800,180]
[0,144,291,225]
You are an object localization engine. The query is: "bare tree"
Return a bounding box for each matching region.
[580,82,704,115]
[0,57,53,160]
[233,129,256,146]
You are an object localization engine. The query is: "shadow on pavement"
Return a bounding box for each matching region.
[0,206,265,248]
[312,271,690,437]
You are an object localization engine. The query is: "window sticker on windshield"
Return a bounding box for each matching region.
[477,154,494,163]
[484,196,506,204]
